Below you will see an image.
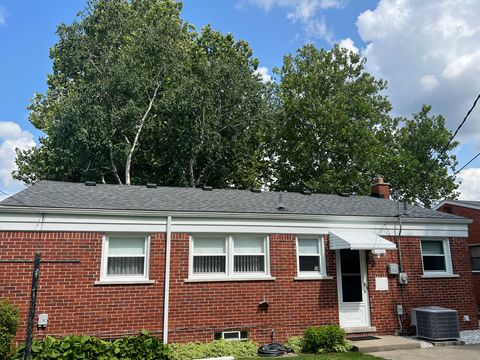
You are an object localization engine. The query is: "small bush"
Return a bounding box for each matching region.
[284,336,304,354]
[0,300,19,360]
[14,331,169,360]
[303,325,352,353]
[168,340,258,360]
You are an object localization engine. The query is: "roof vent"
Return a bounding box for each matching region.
[301,190,312,195]
[202,185,213,191]
[251,188,262,193]
[146,183,157,189]
[85,181,96,187]
[338,192,350,197]
[278,193,285,211]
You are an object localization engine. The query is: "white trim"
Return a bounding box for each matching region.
[188,234,270,281]
[94,280,155,285]
[163,216,172,345]
[184,276,275,283]
[296,236,328,278]
[0,209,470,237]
[420,238,454,276]
[294,276,333,280]
[421,274,459,278]
[434,200,480,212]
[99,234,150,282]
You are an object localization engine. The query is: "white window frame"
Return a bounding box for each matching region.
[98,234,151,284]
[188,234,271,281]
[420,238,453,275]
[469,244,480,273]
[296,236,328,278]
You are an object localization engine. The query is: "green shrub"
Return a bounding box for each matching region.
[168,340,258,360]
[284,335,304,354]
[0,300,19,360]
[303,325,352,353]
[14,331,169,360]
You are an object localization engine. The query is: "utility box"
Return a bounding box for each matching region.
[387,263,399,275]
[398,272,408,284]
[38,313,48,327]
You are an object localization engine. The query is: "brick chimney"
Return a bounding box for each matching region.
[370,175,390,200]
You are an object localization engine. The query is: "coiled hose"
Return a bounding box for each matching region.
[257,343,294,357]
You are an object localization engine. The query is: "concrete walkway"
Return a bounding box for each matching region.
[372,344,480,360]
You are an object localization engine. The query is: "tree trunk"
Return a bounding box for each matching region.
[125,81,162,185]
[109,143,123,185]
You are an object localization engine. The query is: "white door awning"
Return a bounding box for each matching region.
[329,231,396,251]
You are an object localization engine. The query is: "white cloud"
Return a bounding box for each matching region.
[457,168,480,200]
[0,5,7,26]
[0,121,36,200]
[254,66,273,82]
[242,0,344,42]
[338,38,359,54]
[356,0,480,149]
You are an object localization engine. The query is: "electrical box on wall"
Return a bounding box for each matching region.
[396,304,404,316]
[387,263,399,275]
[398,272,408,284]
[38,313,48,327]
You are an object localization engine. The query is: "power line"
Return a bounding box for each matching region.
[437,93,480,161]
[455,151,480,175]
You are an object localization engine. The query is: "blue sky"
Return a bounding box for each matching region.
[1,0,480,198]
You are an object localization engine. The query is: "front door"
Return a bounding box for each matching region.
[336,249,371,328]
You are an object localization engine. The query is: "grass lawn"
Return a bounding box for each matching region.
[243,352,383,359]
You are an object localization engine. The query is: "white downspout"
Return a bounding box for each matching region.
[163,216,172,344]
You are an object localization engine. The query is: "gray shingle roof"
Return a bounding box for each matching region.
[0,181,464,221]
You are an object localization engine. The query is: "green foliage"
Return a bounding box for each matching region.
[13,332,169,360]
[168,340,258,360]
[284,335,305,354]
[303,325,352,354]
[0,300,19,360]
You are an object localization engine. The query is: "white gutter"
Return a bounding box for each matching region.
[0,206,472,224]
[163,215,172,344]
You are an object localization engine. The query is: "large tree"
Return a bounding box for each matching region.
[268,45,458,206]
[14,0,270,188]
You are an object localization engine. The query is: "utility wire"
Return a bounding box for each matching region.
[437,93,480,161]
[455,152,480,175]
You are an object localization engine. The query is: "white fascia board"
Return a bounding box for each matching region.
[0,207,469,237]
[433,200,480,212]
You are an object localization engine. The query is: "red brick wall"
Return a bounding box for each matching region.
[1,230,477,344]
[0,232,165,340]
[367,236,478,334]
[438,203,480,307]
[168,233,339,343]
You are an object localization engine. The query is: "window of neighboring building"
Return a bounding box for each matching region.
[190,235,270,279]
[470,245,480,272]
[421,239,453,274]
[296,236,327,277]
[101,234,150,282]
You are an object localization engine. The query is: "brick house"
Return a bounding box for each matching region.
[435,200,480,314]
[0,178,478,344]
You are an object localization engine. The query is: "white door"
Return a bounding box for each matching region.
[336,249,371,328]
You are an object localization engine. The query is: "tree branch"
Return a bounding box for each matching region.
[125,80,162,185]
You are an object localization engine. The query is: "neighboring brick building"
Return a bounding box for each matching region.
[0,178,478,344]
[435,200,480,313]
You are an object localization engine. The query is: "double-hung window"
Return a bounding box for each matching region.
[470,245,480,272]
[190,235,270,280]
[100,234,150,282]
[420,238,453,275]
[296,236,327,277]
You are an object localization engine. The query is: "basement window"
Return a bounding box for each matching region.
[214,331,248,341]
[420,239,453,275]
[189,235,271,281]
[99,234,150,283]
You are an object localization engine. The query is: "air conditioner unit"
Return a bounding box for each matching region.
[411,306,459,341]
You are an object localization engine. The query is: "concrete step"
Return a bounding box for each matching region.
[349,335,421,353]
